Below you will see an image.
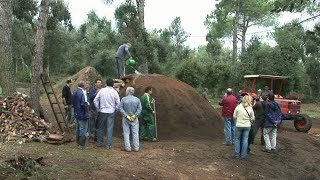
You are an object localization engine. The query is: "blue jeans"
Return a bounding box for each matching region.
[224,117,235,144]
[76,118,89,146]
[122,118,139,151]
[234,127,250,158]
[97,112,115,147]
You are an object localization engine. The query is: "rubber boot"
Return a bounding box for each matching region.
[76,134,80,146]
[79,136,86,150]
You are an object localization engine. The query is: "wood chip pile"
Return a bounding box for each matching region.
[0,93,50,143]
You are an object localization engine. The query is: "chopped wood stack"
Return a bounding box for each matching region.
[0,93,50,143]
[113,79,125,92]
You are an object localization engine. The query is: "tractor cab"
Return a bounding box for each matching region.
[243,74,312,132]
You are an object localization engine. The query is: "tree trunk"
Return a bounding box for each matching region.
[136,0,145,28]
[0,0,16,94]
[232,0,240,63]
[30,0,50,114]
[240,16,247,55]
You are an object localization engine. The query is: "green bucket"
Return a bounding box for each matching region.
[125,58,136,66]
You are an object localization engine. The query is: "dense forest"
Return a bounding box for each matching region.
[2,0,320,102]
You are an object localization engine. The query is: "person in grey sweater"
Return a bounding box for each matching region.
[119,87,142,152]
[116,43,132,78]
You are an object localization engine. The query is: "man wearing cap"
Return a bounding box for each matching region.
[219,88,238,145]
[119,87,142,152]
[116,43,132,78]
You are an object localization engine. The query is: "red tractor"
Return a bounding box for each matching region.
[243,74,312,132]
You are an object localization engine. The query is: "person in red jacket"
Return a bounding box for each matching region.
[219,88,238,145]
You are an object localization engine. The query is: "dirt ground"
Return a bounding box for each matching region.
[1,113,319,179]
[1,76,319,179]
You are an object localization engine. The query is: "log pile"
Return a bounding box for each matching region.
[113,79,125,92]
[0,93,50,143]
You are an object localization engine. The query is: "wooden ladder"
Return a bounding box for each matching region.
[40,73,70,133]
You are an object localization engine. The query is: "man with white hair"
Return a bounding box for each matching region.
[119,87,142,152]
[219,88,238,146]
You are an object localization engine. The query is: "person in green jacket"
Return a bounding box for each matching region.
[140,86,158,142]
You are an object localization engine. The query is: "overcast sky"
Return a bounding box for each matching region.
[64,0,316,48]
[65,0,216,48]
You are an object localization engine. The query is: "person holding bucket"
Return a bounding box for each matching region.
[116,43,132,78]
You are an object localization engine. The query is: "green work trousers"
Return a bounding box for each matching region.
[140,112,155,139]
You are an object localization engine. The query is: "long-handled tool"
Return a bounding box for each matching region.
[125,58,141,75]
[153,100,158,139]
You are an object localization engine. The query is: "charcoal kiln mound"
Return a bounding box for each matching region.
[53,66,102,99]
[116,74,223,139]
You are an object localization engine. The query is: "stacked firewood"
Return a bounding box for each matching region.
[113,79,125,92]
[0,93,50,143]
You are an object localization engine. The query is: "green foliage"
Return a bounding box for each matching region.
[17,69,31,83]
[272,0,316,13]
[176,59,205,88]
[273,21,305,62]
[47,0,73,30]
[13,0,38,25]
[114,2,141,37]
[169,17,190,52]
[203,63,231,95]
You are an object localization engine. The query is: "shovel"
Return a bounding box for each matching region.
[153,100,158,139]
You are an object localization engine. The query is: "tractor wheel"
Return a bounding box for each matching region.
[294,114,312,133]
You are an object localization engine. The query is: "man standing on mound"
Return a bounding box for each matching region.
[219,88,238,146]
[116,43,132,78]
[140,86,158,142]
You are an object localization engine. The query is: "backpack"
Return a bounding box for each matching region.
[266,102,282,126]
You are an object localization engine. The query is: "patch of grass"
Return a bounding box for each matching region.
[209,98,221,109]
[301,103,320,118]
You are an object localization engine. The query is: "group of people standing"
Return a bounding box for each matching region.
[62,79,158,151]
[219,88,282,159]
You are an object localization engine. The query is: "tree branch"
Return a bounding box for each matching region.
[21,22,34,56]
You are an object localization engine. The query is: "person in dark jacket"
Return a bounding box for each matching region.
[116,43,132,78]
[219,88,238,145]
[62,79,73,124]
[263,93,282,153]
[73,80,90,150]
[88,79,102,141]
[251,95,267,145]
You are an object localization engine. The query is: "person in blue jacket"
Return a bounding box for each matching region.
[262,93,282,153]
[73,80,90,150]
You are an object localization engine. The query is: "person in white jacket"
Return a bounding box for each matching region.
[233,95,255,159]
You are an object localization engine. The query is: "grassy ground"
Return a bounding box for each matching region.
[301,103,320,117]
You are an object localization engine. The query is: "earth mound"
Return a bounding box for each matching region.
[117,74,223,139]
[53,66,102,99]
